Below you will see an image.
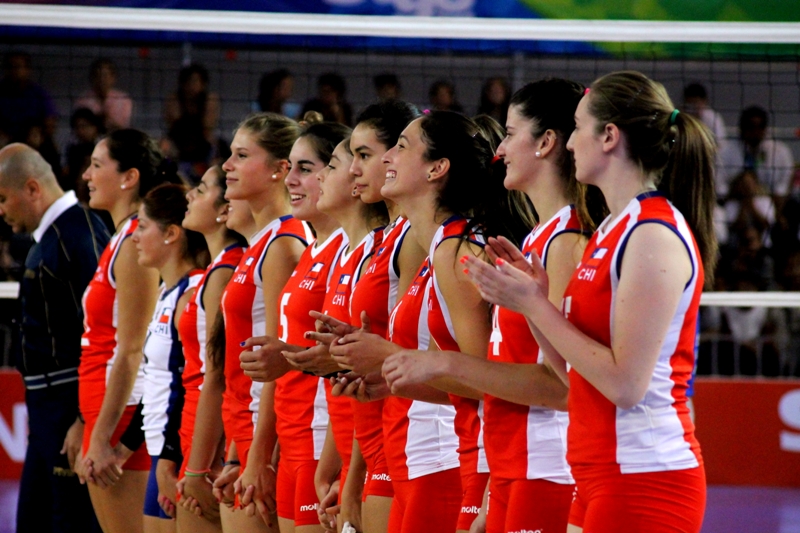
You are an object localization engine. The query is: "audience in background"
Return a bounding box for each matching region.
[427,79,463,113]
[163,63,221,183]
[0,51,59,152]
[683,82,727,144]
[301,72,353,125]
[74,58,132,132]
[374,73,401,102]
[476,76,510,123]
[717,105,794,200]
[62,108,104,203]
[256,68,299,118]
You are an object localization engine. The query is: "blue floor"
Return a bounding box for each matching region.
[0,482,798,532]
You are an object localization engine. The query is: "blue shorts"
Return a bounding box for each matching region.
[143,456,172,519]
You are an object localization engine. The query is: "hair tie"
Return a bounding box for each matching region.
[584,88,591,95]
[491,154,501,164]
[669,109,680,125]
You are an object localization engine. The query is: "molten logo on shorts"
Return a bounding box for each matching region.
[299,503,318,512]
[509,530,542,533]
[461,506,481,514]
[371,472,391,482]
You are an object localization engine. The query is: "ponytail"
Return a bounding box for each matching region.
[661,110,718,281]
[588,70,718,283]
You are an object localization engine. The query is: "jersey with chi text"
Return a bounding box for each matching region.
[321,231,377,471]
[79,217,144,415]
[220,215,311,445]
[348,218,408,462]
[426,216,489,476]
[275,228,345,462]
[142,271,202,456]
[484,205,581,483]
[384,258,460,481]
[178,244,244,454]
[562,192,703,473]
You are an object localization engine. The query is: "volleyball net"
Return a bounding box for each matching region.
[1,3,800,375]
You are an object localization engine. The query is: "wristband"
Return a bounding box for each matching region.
[223,460,241,467]
[184,468,210,478]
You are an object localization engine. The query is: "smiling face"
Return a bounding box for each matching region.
[222,129,275,201]
[349,123,390,204]
[285,137,327,222]
[566,95,605,185]
[497,105,542,192]
[317,140,356,216]
[183,168,225,235]
[380,118,430,203]
[132,204,168,269]
[82,139,126,211]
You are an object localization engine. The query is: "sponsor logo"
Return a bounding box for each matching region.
[371,472,392,482]
[299,503,318,512]
[461,506,481,514]
[509,530,543,533]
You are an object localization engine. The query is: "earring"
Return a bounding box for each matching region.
[215,216,223,223]
[351,188,358,197]
[271,173,278,180]
[163,240,169,245]
[535,151,542,158]
[120,184,126,190]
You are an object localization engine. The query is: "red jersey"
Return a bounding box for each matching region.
[79,217,144,415]
[220,215,311,446]
[426,216,488,476]
[483,205,581,482]
[320,232,377,471]
[383,258,460,481]
[562,192,703,473]
[178,244,245,457]
[348,218,408,462]
[275,229,345,462]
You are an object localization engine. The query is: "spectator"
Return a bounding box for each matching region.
[428,79,463,113]
[0,143,109,533]
[23,123,61,178]
[477,76,511,123]
[62,108,103,203]
[301,72,353,126]
[0,51,59,148]
[257,68,299,118]
[374,73,401,102]
[163,63,221,183]
[717,105,794,199]
[682,82,726,143]
[723,170,776,249]
[74,58,132,132]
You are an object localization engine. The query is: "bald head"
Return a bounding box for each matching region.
[0,143,59,190]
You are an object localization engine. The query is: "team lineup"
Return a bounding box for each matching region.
[41,70,715,533]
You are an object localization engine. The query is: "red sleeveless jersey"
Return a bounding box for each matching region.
[220,215,311,447]
[483,205,580,482]
[562,192,703,474]
[348,218,408,462]
[320,232,377,471]
[80,217,143,415]
[383,257,460,481]
[178,244,245,457]
[426,216,489,477]
[275,228,345,462]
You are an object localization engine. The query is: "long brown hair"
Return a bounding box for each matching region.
[588,70,718,282]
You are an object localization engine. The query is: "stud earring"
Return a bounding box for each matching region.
[271,173,278,180]
[535,151,542,158]
[120,184,126,190]
[215,216,223,223]
[163,240,169,245]
[351,188,359,197]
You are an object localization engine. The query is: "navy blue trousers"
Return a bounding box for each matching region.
[16,381,101,533]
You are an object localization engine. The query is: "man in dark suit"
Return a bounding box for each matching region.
[0,143,109,533]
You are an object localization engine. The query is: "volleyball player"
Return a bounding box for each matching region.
[176,166,247,533]
[384,79,596,533]
[463,70,716,533]
[131,183,207,531]
[235,118,349,533]
[213,112,309,533]
[79,129,175,533]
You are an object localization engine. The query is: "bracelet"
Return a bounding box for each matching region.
[184,468,210,478]
[223,460,241,467]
